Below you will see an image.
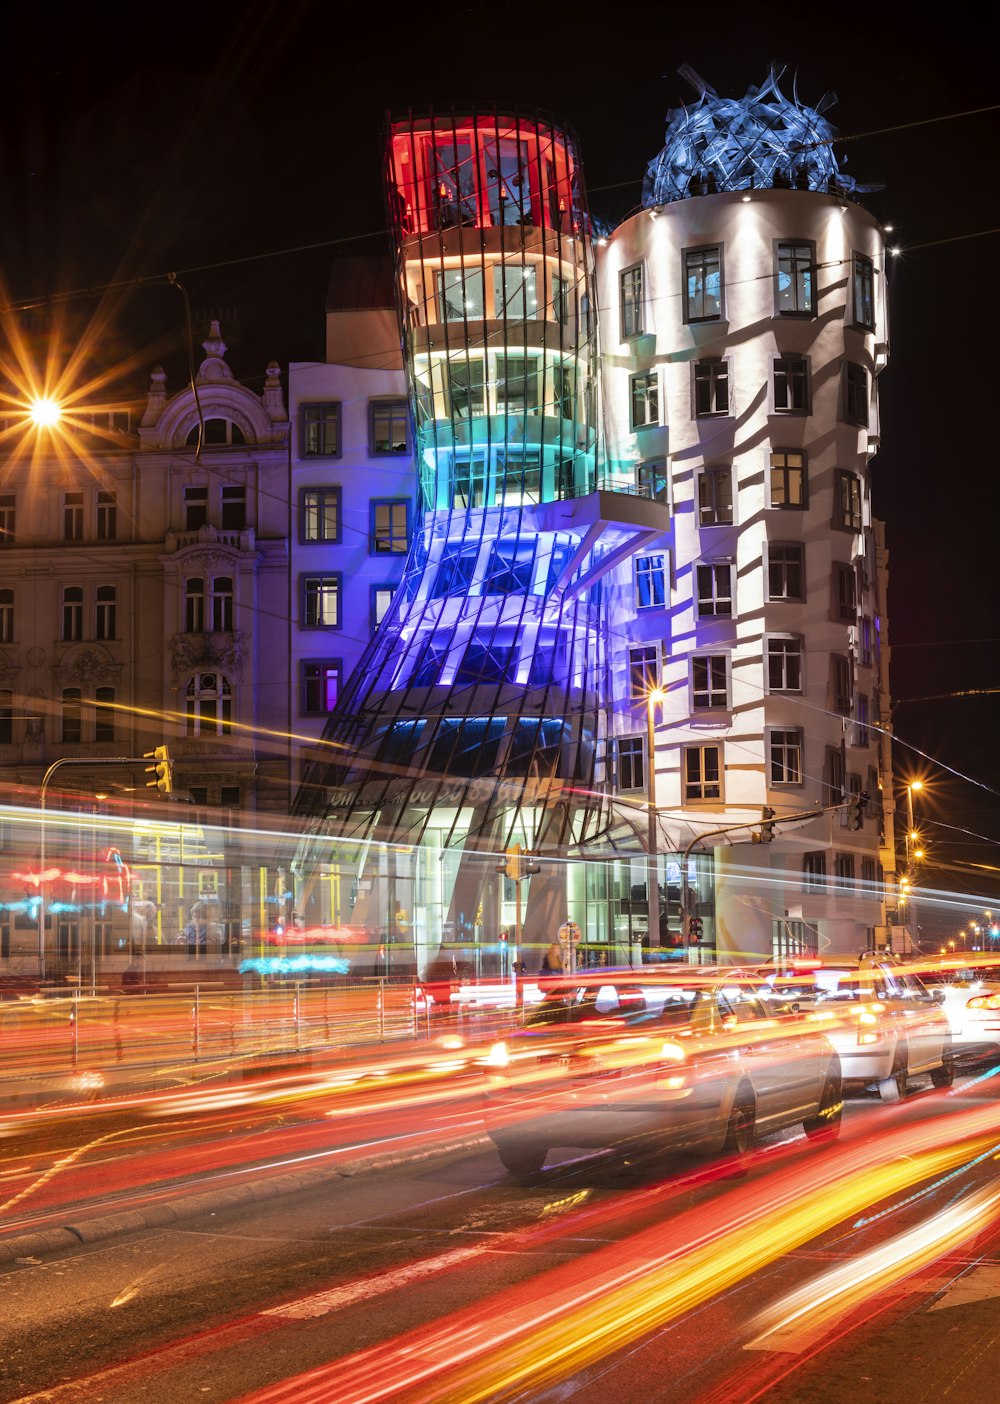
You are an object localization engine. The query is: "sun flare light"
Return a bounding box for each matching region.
[29,396,62,427]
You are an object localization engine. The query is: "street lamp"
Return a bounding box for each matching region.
[646,686,666,955]
[29,397,62,428]
[901,779,924,949]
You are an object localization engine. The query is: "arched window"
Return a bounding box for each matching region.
[185,673,233,736]
[185,418,248,447]
[185,578,205,633]
[95,585,117,641]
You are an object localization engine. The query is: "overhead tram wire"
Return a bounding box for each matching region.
[2,97,999,319]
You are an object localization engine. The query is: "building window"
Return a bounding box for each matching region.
[62,586,84,641]
[184,486,208,531]
[437,268,484,321]
[95,585,117,641]
[64,492,84,541]
[767,543,804,601]
[853,254,875,331]
[493,263,538,320]
[221,486,246,531]
[638,459,668,503]
[698,468,733,526]
[96,491,117,541]
[773,356,810,413]
[694,358,730,417]
[683,245,722,322]
[684,744,722,801]
[769,450,807,508]
[844,363,868,426]
[629,370,659,429]
[370,399,409,454]
[861,857,879,889]
[768,728,803,785]
[803,852,827,891]
[620,264,644,338]
[833,563,857,621]
[446,359,486,420]
[859,616,873,666]
[692,655,728,710]
[301,403,341,457]
[551,274,569,324]
[825,746,846,806]
[372,586,395,628]
[185,578,206,633]
[94,686,116,742]
[767,636,803,692]
[302,574,341,628]
[834,853,855,885]
[0,588,12,644]
[212,576,233,632]
[628,644,659,701]
[496,354,538,414]
[185,672,233,736]
[186,418,247,447]
[617,736,645,791]
[371,499,409,555]
[853,693,870,747]
[635,552,667,609]
[301,487,341,543]
[832,654,852,713]
[834,470,862,531]
[61,688,82,743]
[220,786,241,810]
[302,661,341,714]
[0,493,14,545]
[553,365,576,420]
[696,562,733,617]
[0,688,12,745]
[775,240,815,316]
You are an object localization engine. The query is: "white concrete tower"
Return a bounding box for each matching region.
[597,69,896,961]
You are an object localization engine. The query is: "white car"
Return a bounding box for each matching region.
[482,974,842,1176]
[754,957,953,1102]
[918,967,1000,1065]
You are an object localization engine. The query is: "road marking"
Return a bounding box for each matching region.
[262,1244,484,1319]
[928,1263,1000,1310]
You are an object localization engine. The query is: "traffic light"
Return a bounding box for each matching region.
[496,843,522,881]
[759,807,776,843]
[522,853,541,877]
[687,916,704,943]
[847,790,869,830]
[144,744,173,796]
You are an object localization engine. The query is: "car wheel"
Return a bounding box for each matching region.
[721,1090,755,1176]
[878,1049,907,1103]
[930,1047,955,1088]
[493,1140,547,1175]
[803,1074,843,1142]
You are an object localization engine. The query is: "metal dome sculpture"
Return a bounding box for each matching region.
[642,64,878,206]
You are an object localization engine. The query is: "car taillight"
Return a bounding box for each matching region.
[660,1041,687,1064]
[657,1040,688,1088]
[968,994,1000,1010]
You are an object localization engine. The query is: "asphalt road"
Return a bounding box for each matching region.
[2,1070,999,1403]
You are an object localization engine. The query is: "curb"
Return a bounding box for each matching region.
[0,1132,490,1267]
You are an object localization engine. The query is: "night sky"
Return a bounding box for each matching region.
[2,3,997,916]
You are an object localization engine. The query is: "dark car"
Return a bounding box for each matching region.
[481,973,841,1175]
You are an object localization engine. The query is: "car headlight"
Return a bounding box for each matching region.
[485,1040,510,1069]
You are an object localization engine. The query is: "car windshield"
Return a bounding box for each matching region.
[524,984,646,1026]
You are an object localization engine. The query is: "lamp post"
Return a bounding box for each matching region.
[902,779,923,950]
[646,687,666,957]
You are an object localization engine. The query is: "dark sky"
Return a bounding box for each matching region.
[2,3,997,913]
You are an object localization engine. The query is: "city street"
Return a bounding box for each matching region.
[2,1068,999,1403]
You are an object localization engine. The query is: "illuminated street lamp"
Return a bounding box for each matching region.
[646,686,666,952]
[29,397,62,428]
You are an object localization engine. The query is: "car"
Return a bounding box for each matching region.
[480,973,842,1176]
[915,963,1000,1065]
[753,956,953,1101]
